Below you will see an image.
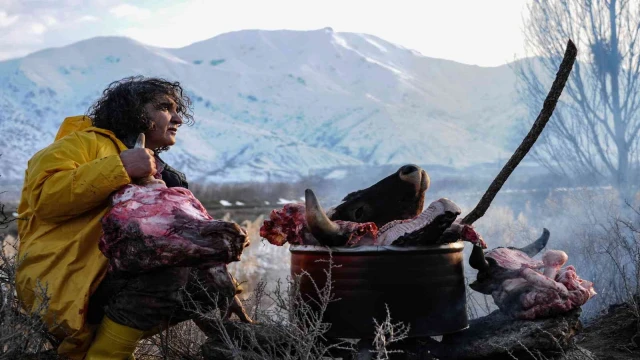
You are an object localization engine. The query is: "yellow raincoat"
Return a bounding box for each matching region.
[16,115,132,359]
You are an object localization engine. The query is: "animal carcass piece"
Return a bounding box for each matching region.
[99,184,247,272]
[260,164,484,247]
[468,229,596,320]
[259,197,379,247]
[98,134,250,321]
[100,134,248,271]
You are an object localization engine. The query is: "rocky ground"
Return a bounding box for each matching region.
[575,299,640,360]
[430,299,639,360]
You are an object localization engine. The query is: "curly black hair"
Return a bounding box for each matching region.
[87,76,194,152]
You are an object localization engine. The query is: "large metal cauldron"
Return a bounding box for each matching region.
[290,242,468,339]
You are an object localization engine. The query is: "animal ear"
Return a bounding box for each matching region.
[352,203,371,221]
[342,189,364,202]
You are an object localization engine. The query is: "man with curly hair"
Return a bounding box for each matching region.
[15,76,250,359]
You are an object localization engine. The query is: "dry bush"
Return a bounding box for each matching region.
[135,254,349,360]
[370,305,410,360]
[0,201,61,359]
[0,236,60,359]
[132,251,415,360]
[134,320,208,359]
[203,272,342,359]
[205,258,412,360]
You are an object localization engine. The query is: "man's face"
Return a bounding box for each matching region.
[143,95,183,150]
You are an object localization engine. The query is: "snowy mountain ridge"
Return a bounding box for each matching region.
[0,28,530,185]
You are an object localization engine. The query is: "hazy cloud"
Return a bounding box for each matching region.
[76,15,99,23]
[0,0,119,60]
[0,11,19,27]
[109,4,151,20]
[30,23,47,35]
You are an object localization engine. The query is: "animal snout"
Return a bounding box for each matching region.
[399,164,420,175]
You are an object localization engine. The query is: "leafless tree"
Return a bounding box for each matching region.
[516,0,640,198]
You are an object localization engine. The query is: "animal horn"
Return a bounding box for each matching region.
[517,228,550,257]
[469,245,490,271]
[305,189,343,246]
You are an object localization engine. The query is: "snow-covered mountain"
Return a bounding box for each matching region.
[0,27,530,185]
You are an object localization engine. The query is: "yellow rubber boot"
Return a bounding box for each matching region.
[84,316,144,360]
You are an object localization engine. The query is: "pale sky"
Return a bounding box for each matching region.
[0,0,530,67]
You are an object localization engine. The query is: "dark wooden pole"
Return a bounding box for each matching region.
[461,40,578,225]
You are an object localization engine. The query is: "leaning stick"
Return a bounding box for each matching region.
[461,40,577,226]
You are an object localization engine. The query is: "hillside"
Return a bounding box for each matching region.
[0,28,531,186]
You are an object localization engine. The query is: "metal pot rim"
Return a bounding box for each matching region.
[289,241,465,254]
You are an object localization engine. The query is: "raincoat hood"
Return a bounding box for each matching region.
[55,115,93,141]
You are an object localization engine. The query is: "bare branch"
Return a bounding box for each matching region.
[462,40,577,225]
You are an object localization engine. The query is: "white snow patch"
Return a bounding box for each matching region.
[332,34,351,50]
[364,37,388,53]
[363,56,403,75]
[219,200,232,206]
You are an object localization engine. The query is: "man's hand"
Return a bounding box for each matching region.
[200,220,250,262]
[120,148,157,179]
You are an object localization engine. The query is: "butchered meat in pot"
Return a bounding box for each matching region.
[260,164,485,248]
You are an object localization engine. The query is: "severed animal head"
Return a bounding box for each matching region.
[260,164,474,247]
[327,164,430,227]
[467,228,596,319]
[305,164,459,247]
[306,189,462,247]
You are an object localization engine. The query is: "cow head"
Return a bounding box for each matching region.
[327,164,430,227]
[304,164,467,247]
[262,164,462,248]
